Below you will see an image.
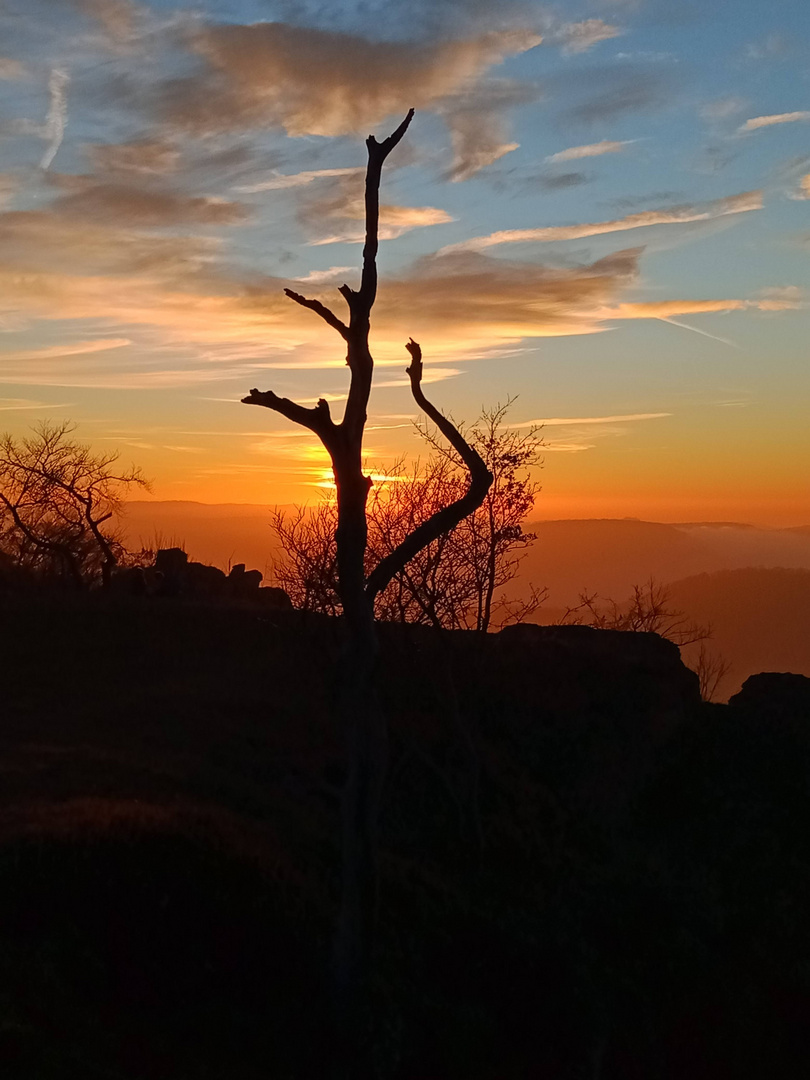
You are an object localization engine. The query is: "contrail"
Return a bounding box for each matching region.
[657,316,740,348]
[40,67,69,170]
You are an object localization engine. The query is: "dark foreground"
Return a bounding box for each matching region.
[1,593,809,1078]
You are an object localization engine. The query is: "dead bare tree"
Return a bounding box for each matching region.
[270,402,546,631]
[242,110,492,1054]
[0,421,148,588]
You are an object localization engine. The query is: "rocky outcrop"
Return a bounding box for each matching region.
[494,623,700,726]
[228,563,263,597]
[146,548,291,607]
[258,586,294,609]
[729,672,810,722]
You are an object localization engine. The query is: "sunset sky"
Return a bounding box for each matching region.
[0,0,808,524]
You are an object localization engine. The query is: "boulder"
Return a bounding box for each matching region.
[469,624,702,821]
[228,563,263,598]
[154,548,188,596]
[729,672,810,722]
[186,561,228,596]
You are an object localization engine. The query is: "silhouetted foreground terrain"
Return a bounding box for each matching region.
[121,507,810,605]
[1,592,809,1078]
[121,506,810,698]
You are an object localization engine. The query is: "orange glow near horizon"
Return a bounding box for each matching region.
[1,1,808,531]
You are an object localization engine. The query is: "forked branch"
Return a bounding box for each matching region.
[241,390,337,449]
[365,340,493,605]
[242,109,415,447]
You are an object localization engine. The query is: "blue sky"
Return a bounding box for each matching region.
[0,0,808,522]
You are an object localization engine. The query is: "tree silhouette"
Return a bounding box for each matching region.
[0,421,148,589]
[241,111,493,1050]
[270,402,546,630]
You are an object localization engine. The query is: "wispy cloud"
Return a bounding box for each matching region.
[700,97,746,122]
[0,397,73,411]
[151,21,543,180]
[292,266,354,284]
[0,58,29,81]
[310,204,454,244]
[550,19,623,55]
[2,339,132,362]
[40,68,70,170]
[49,179,248,227]
[235,167,363,194]
[0,174,19,208]
[745,33,787,62]
[738,111,810,133]
[294,168,453,242]
[89,137,180,177]
[563,68,669,125]
[536,172,590,191]
[77,0,140,44]
[164,22,540,140]
[441,190,763,253]
[598,297,802,318]
[440,78,538,181]
[656,317,739,348]
[546,139,636,163]
[512,412,671,427]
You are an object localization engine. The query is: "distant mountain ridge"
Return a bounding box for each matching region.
[667,567,810,699]
[119,505,810,699]
[121,504,810,603]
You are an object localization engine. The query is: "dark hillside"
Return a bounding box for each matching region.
[0,595,808,1078]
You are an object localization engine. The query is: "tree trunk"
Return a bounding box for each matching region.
[330,458,386,1059]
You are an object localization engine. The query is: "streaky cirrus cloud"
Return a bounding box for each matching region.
[292,167,453,242]
[1,338,132,362]
[47,177,248,226]
[292,267,355,285]
[738,111,810,133]
[440,190,763,253]
[0,247,639,387]
[511,412,671,427]
[0,399,72,413]
[0,208,224,279]
[310,204,454,245]
[235,168,363,194]
[549,19,623,55]
[0,244,795,389]
[40,68,70,170]
[89,137,181,177]
[794,174,810,200]
[593,298,802,319]
[546,139,636,163]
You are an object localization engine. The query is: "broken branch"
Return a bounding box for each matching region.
[365,340,493,605]
[241,390,336,445]
[284,289,349,340]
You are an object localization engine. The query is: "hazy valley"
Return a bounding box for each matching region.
[122,503,810,699]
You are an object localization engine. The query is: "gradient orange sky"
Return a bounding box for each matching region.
[0,0,808,525]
